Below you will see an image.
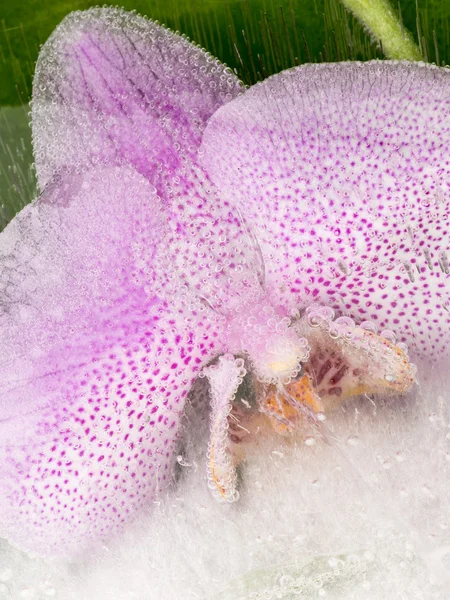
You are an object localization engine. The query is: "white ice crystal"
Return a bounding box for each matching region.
[0,356,449,600]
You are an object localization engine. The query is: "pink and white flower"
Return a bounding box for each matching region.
[0,7,448,558]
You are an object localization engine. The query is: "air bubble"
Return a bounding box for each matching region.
[318,306,335,321]
[328,326,340,339]
[328,557,341,568]
[360,320,378,333]
[335,316,355,328]
[43,587,56,597]
[395,451,405,462]
[422,484,434,498]
[307,313,321,328]
[279,575,295,587]
[381,329,397,344]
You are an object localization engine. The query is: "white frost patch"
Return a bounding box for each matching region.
[1,358,449,600]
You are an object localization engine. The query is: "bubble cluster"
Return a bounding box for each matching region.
[224,303,310,385]
[32,7,243,190]
[294,304,415,410]
[214,550,379,599]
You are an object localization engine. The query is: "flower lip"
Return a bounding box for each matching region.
[204,302,416,503]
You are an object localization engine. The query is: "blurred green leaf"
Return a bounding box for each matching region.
[0,0,449,227]
[0,105,35,230]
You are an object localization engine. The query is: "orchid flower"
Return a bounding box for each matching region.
[0,6,449,559]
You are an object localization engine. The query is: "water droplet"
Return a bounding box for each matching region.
[385,374,396,382]
[176,455,192,468]
[360,320,378,333]
[304,436,315,446]
[307,313,321,328]
[395,451,405,463]
[381,329,397,344]
[42,581,56,597]
[328,557,340,568]
[328,326,340,339]
[335,316,355,328]
[422,484,434,498]
[279,575,295,587]
[0,569,12,583]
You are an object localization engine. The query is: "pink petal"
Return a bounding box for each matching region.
[0,167,222,556]
[32,7,243,190]
[200,61,450,359]
[157,163,267,316]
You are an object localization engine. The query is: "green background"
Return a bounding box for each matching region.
[0,0,449,227]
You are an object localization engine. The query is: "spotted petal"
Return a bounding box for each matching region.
[0,167,224,556]
[32,7,243,190]
[200,61,450,359]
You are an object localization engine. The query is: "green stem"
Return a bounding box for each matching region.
[340,0,422,61]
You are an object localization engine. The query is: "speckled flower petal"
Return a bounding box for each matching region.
[155,163,267,317]
[200,61,450,359]
[0,167,223,557]
[32,7,243,190]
